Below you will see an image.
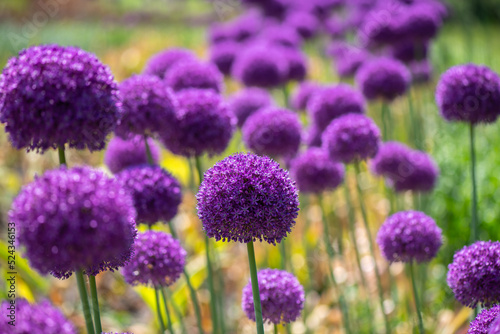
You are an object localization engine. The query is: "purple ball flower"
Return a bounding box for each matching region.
[468,305,500,334]
[322,114,381,164]
[196,153,299,244]
[447,241,500,308]
[0,299,76,334]
[209,41,239,76]
[436,64,500,124]
[330,43,370,78]
[0,44,121,152]
[305,124,323,147]
[281,48,308,82]
[391,41,429,63]
[242,107,302,159]
[143,48,196,79]
[285,11,320,39]
[358,5,403,46]
[242,269,304,324]
[122,231,186,287]
[9,166,137,279]
[399,3,442,41]
[228,88,273,128]
[377,211,442,263]
[260,25,302,49]
[104,135,161,174]
[165,59,224,93]
[116,165,182,226]
[489,314,500,334]
[290,81,322,111]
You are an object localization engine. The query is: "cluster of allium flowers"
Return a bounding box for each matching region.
[242,107,302,159]
[290,148,345,194]
[122,231,186,287]
[142,48,196,79]
[281,48,308,82]
[447,241,500,308]
[242,269,304,324]
[227,88,273,128]
[0,299,76,334]
[328,42,370,78]
[209,41,239,76]
[10,166,137,279]
[490,314,500,334]
[467,305,500,334]
[165,59,224,93]
[114,75,177,138]
[436,64,500,124]
[0,44,121,152]
[196,153,299,244]
[284,11,319,39]
[161,89,235,157]
[104,135,161,174]
[290,81,322,111]
[377,211,442,263]
[116,165,182,226]
[322,114,380,164]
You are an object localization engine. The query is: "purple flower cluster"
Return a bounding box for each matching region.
[281,47,308,82]
[290,81,322,111]
[104,135,161,174]
[196,153,299,244]
[0,44,121,152]
[228,88,273,128]
[165,59,224,93]
[305,124,323,148]
[328,42,370,78]
[209,41,239,76]
[467,305,500,334]
[142,48,196,79]
[391,41,429,63]
[284,11,320,39]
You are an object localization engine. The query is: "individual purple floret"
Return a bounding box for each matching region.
[116,165,182,226]
[196,153,299,244]
[104,135,161,174]
[209,41,239,76]
[114,75,177,139]
[228,88,273,128]
[0,44,121,152]
[242,269,304,324]
[122,231,186,287]
[165,59,224,93]
[290,148,345,194]
[161,89,235,157]
[242,107,302,159]
[410,60,433,84]
[285,11,320,39]
[0,299,76,334]
[468,305,500,334]
[436,64,500,124]
[489,314,500,334]
[322,114,380,164]
[142,48,196,79]
[447,241,500,308]
[377,211,442,263]
[290,81,322,111]
[9,166,137,279]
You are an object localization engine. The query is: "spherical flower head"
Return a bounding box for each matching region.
[290,148,345,194]
[9,166,137,279]
[161,89,235,157]
[399,3,442,41]
[208,22,234,44]
[331,44,370,78]
[322,114,380,164]
[115,75,178,139]
[116,165,182,226]
[228,88,273,128]
[242,107,302,159]
[305,124,323,148]
[143,48,196,79]
[436,64,500,124]
[281,47,308,82]
[285,11,320,39]
[377,211,442,263]
[197,153,299,244]
[242,269,304,324]
[391,41,429,63]
[291,81,322,111]
[0,299,76,334]
[0,44,121,152]
[165,59,224,93]
[468,305,500,334]
[324,17,347,39]
[448,241,500,308]
[356,57,411,101]
[122,231,186,287]
[260,25,302,49]
[209,41,239,76]
[104,135,161,174]
[358,6,403,46]
[489,314,500,334]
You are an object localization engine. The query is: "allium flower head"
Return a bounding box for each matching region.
[322,114,380,164]
[242,269,304,324]
[228,88,273,128]
[10,166,137,279]
[209,41,239,76]
[359,6,403,46]
[242,107,302,159]
[285,11,320,39]
[489,314,500,334]
[122,231,186,287]
[468,305,500,334]
[291,81,322,111]
[329,43,370,78]
[410,60,433,84]
[305,124,323,147]
[196,153,299,244]
[260,25,302,49]
[281,47,308,82]
[391,41,429,63]
[0,299,76,334]
[447,241,500,308]
[116,165,182,226]
[165,59,224,93]
[104,135,161,174]
[0,44,121,152]
[399,3,442,41]
[143,48,196,79]
[436,64,500,124]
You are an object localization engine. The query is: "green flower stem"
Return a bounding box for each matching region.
[161,288,175,334]
[280,241,288,270]
[58,145,67,165]
[247,241,265,334]
[144,134,154,165]
[409,262,424,334]
[89,275,102,334]
[274,324,279,334]
[282,84,290,108]
[469,124,479,242]
[381,101,390,141]
[214,246,227,334]
[76,270,95,334]
[154,287,166,334]
[166,288,188,334]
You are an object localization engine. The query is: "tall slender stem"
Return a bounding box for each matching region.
[282,84,290,108]
[89,275,102,334]
[154,287,166,334]
[469,124,478,242]
[280,241,287,270]
[409,261,425,334]
[381,101,390,141]
[247,241,265,334]
[166,288,188,334]
[274,323,279,334]
[76,270,95,334]
[144,135,154,165]
[58,145,67,165]
[161,288,175,334]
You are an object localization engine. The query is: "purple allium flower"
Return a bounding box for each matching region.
[489,314,500,334]
[143,48,196,79]
[324,17,347,39]
[228,88,273,128]
[196,153,299,244]
[164,59,224,93]
[259,25,302,49]
[242,107,302,159]
[377,211,442,263]
[468,305,500,334]
[447,241,500,308]
[116,165,182,226]
[242,269,304,324]
[358,5,403,46]
[399,3,442,41]
[435,64,500,124]
[161,89,235,157]
[114,75,177,139]
[0,299,76,334]
[307,84,366,131]
[9,166,137,279]
[410,60,433,84]
[104,135,161,174]
[285,11,320,39]
[290,148,345,194]
[281,47,308,82]
[329,43,370,78]
[305,124,323,147]
[356,57,411,101]
[291,81,322,111]
[122,231,186,287]
[208,23,234,44]
[391,41,429,63]
[209,41,239,76]
[230,11,263,42]
[322,114,380,164]
[0,44,121,152]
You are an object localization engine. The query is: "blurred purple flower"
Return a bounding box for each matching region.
[304,124,323,148]
[328,42,370,78]
[209,41,239,76]
[409,60,433,84]
[291,81,323,111]
[391,41,429,63]
[143,48,196,79]
[285,11,320,39]
[281,47,308,82]
[165,59,224,93]
[104,135,161,174]
[228,88,273,128]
